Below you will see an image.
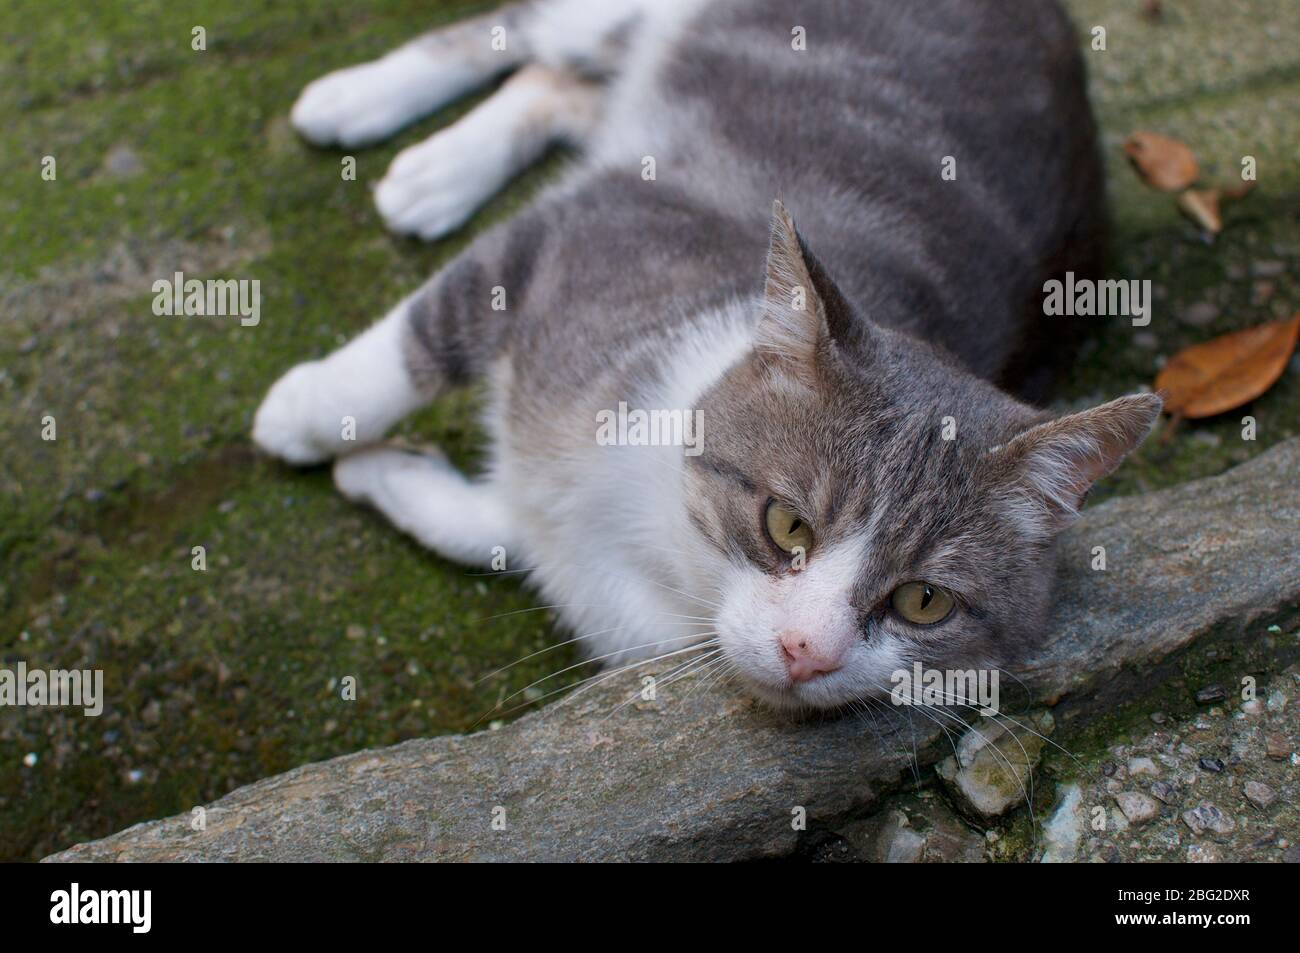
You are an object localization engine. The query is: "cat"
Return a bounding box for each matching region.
[253,0,1161,712]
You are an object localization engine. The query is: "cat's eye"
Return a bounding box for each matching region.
[890,582,955,625]
[764,500,813,555]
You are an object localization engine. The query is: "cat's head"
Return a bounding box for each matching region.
[683,202,1161,711]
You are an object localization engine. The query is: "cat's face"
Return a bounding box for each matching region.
[681,203,1161,711]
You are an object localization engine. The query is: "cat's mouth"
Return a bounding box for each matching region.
[734,665,860,712]
[714,624,870,711]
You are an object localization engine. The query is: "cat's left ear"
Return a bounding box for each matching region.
[995,393,1163,536]
[756,200,855,385]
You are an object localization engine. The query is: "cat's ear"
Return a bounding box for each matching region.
[756,200,855,385]
[995,393,1163,536]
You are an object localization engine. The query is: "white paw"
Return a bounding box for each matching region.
[252,362,342,466]
[374,122,510,240]
[333,446,449,503]
[291,50,441,148]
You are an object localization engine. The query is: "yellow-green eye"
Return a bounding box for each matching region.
[764,500,813,555]
[890,582,955,625]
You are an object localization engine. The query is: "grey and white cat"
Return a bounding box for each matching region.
[254,0,1161,711]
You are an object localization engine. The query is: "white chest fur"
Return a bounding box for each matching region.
[486,303,756,664]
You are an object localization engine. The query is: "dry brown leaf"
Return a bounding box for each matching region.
[1178,189,1222,233]
[1177,180,1257,234]
[1124,131,1199,192]
[1155,312,1300,418]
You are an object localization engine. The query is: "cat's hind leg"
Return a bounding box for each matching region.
[291,5,532,148]
[333,446,514,567]
[375,63,603,240]
[290,0,647,149]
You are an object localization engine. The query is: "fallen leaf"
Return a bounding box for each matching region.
[1177,180,1257,234]
[1156,313,1300,418]
[1124,131,1199,192]
[1178,189,1221,233]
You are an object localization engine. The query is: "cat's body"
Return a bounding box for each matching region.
[255,0,1160,710]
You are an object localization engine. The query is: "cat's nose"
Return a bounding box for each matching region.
[779,630,843,683]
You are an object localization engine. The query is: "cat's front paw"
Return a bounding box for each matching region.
[252,361,342,466]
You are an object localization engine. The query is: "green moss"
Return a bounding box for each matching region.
[0,0,581,861]
[984,622,1300,860]
[1056,187,1300,504]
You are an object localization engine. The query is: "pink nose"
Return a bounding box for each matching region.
[779,630,844,683]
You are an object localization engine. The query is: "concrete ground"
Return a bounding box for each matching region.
[1,0,1296,861]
